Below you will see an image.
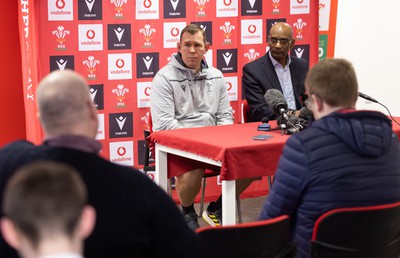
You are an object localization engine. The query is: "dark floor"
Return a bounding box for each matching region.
[194,195,268,228]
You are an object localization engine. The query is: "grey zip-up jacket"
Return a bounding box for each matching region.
[150,54,234,131]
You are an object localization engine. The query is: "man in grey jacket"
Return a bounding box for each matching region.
[150,24,251,230]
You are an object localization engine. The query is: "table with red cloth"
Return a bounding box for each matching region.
[149,122,290,225]
[149,119,400,225]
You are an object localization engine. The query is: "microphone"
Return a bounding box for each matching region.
[357,92,400,127]
[261,117,269,123]
[298,107,314,122]
[264,89,289,121]
[358,92,378,103]
[258,116,271,131]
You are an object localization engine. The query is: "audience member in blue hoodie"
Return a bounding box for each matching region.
[259,58,400,258]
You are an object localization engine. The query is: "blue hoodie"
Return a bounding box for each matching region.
[259,110,400,258]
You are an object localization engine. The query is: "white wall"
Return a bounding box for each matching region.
[335,0,400,116]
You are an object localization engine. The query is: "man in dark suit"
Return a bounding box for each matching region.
[242,22,309,122]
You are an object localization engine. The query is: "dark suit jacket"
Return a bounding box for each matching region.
[0,141,200,258]
[242,52,309,122]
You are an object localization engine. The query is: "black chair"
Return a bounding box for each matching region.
[196,214,295,258]
[310,202,400,258]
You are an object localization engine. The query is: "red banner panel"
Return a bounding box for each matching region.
[19,0,318,200]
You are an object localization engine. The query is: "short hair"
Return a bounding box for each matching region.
[305,58,358,107]
[2,161,87,248]
[180,24,207,44]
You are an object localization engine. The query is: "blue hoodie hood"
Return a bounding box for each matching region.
[313,110,395,158]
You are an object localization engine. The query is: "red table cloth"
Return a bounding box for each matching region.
[149,118,400,181]
[149,122,289,180]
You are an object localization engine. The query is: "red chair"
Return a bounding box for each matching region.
[310,202,400,258]
[196,215,295,258]
[241,100,250,124]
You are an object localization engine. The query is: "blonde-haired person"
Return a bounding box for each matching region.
[1,161,95,258]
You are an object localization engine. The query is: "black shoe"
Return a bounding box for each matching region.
[202,201,222,226]
[183,212,200,231]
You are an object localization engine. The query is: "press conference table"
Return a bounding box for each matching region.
[150,122,290,225]
[150,120,400,225]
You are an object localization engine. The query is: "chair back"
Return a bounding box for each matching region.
[143,111,155,171]
[196,215,295,258]
[241,100,250,123]
[310,202,400,258]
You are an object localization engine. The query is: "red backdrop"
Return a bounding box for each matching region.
[18,0,319,201]
[0,1,26,147]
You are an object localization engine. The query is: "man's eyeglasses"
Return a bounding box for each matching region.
[268,37,292,47]
[304,98,312,110]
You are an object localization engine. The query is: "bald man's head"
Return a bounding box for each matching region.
[268,22,295,66]
[37,70,97,137]
[270,22,293,39]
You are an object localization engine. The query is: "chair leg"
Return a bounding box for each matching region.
[199,177,207,218]
[167,178,173,197]
[236,196,242,224]
[200,177,243,223]
[267,176,273,191]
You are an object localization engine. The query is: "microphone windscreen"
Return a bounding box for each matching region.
[264,89,288,113]
[261,117,269,123]
[288,114,298,124]
[299,107,314,121]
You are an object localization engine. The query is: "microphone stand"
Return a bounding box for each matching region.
[278,114,287,136]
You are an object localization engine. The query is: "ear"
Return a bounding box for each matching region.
[1,218,21,249]
[78,205,96,239]
[177,41,181,51]
[289,39,296,49]
[312,94,324,112]
[205,42,210,52]
[86,100,97,120]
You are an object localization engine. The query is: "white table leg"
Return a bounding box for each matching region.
[222,180,236,225]
[155,143,168,192]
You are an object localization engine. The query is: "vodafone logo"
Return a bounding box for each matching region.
[248,24,256,34]
[136,0,158,20]
[224,77,238,101]
[116,59,125,68]
[171,27,179,37]
[223,0,232,6]
[86,29,95,39]
[137,82,152,108]
[49,0,73,20]
[78,25,103,51]
[164,22,185,48]
[226,82,232,91]
[108,53,132,80]
[143,0,152,8]
[241,20,262,44]
[109,141,134,166]
[56,0,66,9]
[117,146,126,156]
[144,86,151,96]
[291,0,309,16]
